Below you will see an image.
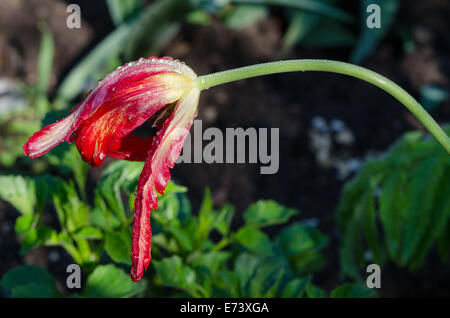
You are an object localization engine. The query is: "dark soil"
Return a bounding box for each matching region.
[1,0,449,297]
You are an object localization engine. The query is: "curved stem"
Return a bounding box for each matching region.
[196,59,450,154]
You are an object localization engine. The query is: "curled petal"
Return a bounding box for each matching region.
[24,57,196,161]
[23,107,82,158]
[131,88,200,282]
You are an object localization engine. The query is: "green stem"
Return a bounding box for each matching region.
[196,59,450,154]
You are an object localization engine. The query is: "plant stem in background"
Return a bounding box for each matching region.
[196,59,450,154]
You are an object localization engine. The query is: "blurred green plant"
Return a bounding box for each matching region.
[0,158,370,298]
[337,125,450,279]
[0,22,53,167]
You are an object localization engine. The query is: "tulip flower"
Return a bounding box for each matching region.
[24,57,200,281]
[24,57,450,282]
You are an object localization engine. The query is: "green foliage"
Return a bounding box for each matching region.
[337,126,450,279]
[1,157,365,298]
[82,264,146,298]
[0,175,36,215]
[0,265,60,298]
[0,25,52,167]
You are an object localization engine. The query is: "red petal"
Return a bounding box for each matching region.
[131,88,200,282]
[24,57,196,161]
[107,134,154,161]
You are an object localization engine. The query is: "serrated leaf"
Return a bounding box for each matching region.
[409,168,450,268]
[400,155,446,264]
[378,167,407,259]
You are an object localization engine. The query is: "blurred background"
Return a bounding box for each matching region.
[0,0,449,297]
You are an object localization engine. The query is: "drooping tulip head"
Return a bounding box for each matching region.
[23,57,200,281]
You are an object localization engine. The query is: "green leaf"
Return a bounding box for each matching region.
[224,4,268,29]
[167,221,193,252]
[98,161,143,221]
[282,9,321,51]
[75,227,103,240]
[153,256,199,295]
[360,183,383,265]
[234,253,262,295]
[243,200,298,228]
[83,264,146,298]
[55,23,132,104]
[234,226,275,257]
[91,195,121,231]
[305,282,326,298]
[124,0,194,59]
[301,19,355,48]
[194,188,216,247]
[378,166,407,259]
[248,262,285,297]
[35,22,54,114]
[15,215,35,235]
[0,265,59,298]
[232,0,354,24]
[186,9,212,25]
[52,181,90,232]
[275,223,328,256]
[275,223,328,276]
[331,283,375,298]
[0,175,36,215]
[420,84,449,112]
[214,271,241,297]
[281,277,310,297]
[437,220,450,263]
[104,227,132,265]
[20,226,58,255]
[400,155,446,264]
[190,251,232,274]
[11,283,56,298]
[409,168,450,268]
[107,0,143,26]
[214,204,235,236]
[61,145,89,199]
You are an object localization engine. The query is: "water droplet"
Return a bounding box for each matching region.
[99,153,105,160]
